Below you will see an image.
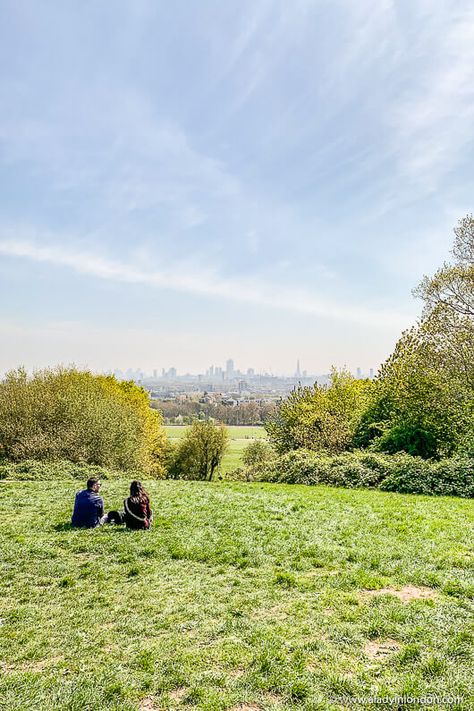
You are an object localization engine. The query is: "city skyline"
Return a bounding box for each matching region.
[111,359,375,382]
[1,2,473,373]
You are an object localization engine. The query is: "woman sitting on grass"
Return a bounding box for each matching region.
[123,480,153,530]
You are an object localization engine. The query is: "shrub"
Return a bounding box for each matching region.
[254,450,473,498]
[380,455,474,497]
[239,439,275,480]
[0,366,167,476]
[265,369,371,455]
[167,420,228,481]
[0,459,128,481]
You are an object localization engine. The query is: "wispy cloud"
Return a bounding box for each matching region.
[390,6,474,189]
[0,233,412,330]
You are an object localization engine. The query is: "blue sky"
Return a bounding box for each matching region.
[0,0,473,375]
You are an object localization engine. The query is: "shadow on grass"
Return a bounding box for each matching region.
[54,522,74,532]
[54,522,133,533]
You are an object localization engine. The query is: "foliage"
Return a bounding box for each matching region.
[414,213,474,320]
[263,216,474,461]
[165,425,268,477]
[167,420,228,480]
[0,480,473,708]
[0,459,128,481]
[153,399,276,425]
[242,439,274,468]
[355,216,474,459]
[354,324,471,458]
[236,439,276,481]
[254,449,474,498]
[0,366,167,476]
[265,368,371,455]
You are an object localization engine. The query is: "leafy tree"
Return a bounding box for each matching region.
[239,439,275,481]
[167,420,228,481]
[242,439,274,468]
[265,369,371,455]
[0,366,167,475]
[414,214,474,319]
[356,216,474,458]
[413,214,474,395]
[355,319,473,459]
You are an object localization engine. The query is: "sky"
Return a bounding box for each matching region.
[0,0,473,376]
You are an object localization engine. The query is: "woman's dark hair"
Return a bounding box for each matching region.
[129,480,149,505]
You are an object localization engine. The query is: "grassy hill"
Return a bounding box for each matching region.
[0,480,473,710]
[164,425,267,475]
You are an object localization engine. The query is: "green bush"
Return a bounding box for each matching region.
[0,459,130,481]
[167,420,228,481]
[0,366,168,476]
[265,369,371,455]
[254,450,473,498]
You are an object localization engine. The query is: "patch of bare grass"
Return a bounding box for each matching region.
[362,585,437,602]
[364,639,401,660]
[169,687,187,702]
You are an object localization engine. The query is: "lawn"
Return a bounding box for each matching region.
[0,481,473,711]
[164,426,267,475]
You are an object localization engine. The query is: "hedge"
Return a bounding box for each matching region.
[256,450,474,498]
[0,459,138,481]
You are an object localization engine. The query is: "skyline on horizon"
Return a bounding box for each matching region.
[0,359,375,381]
[110,360,375,380]
[1,1,473,374]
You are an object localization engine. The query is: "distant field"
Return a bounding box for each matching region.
[164,425,267,474]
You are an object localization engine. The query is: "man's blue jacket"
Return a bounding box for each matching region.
[71,489,104,528]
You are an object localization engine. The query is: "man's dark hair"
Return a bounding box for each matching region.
[87,477,100,490]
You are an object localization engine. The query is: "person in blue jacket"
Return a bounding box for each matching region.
[71,477,107,528]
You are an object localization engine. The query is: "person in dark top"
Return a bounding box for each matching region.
[123,480,152,530]
[71,477,106,528]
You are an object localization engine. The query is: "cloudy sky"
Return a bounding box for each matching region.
[0,0,473,375]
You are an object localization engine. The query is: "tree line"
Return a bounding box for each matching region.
[152,399,276,425]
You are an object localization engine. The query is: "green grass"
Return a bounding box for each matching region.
[164,426,267,440]
[0,480,473,710]
[165,425,267,475]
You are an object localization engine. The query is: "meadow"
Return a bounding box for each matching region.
[0,479,473,710]
[164,426,267,475]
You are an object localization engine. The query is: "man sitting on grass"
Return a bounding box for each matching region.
[71,477,107,528]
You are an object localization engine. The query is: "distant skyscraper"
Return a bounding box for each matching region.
[356,367,362,379]
[226,359,234,377]
[153,369,157,379]
[247,367,255,376]
[369,368,374,379]
[296,359,301,377]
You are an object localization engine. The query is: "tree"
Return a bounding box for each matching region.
[414,214,474,319]
[355,216,474,458]
[242,439,274,468]
[240,439,275,480]
[354,323,470,458]
[0,366,167,475]
[265,369,371,455]
[167,420,228,481]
